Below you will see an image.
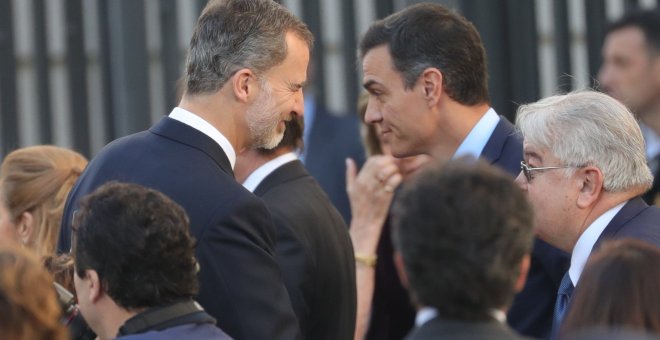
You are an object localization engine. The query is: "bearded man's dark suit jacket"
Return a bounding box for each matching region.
[366,117,570,340]
[253,159,357,340]
[58,117,300,340]
[406,317,532,340]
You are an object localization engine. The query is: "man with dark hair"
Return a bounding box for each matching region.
[234,117,357,340]
[72,182,229,339]
[392,158,534,339]
[60,0,312,338]
[351,3,567,338]
[598,9,660,205]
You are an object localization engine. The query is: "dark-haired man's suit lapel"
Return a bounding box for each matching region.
[59,117,300,340]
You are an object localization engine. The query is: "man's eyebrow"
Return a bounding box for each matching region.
[363,79,379,90]
[288,80,307,90]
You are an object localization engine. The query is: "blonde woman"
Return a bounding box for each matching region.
[0,145,87,257]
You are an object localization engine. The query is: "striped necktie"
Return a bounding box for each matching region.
[551,272,574,338]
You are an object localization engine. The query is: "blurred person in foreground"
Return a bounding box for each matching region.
[234,116,357,340]
[0,145,87,258]
[560,238,660,339]
[0,243,67,340]
[392,158,535,339]
[354,3,568,338]
[59,0,312,338]
[514,90,660,337]
[72,182,230,339]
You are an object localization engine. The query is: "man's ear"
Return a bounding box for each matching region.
[86,270,103,303]
[576,166,604,209]
[15,211,34,246]
[393,251,409,289]
[419,67,443,107]
[514,254,531,293]
[231,68,257,104]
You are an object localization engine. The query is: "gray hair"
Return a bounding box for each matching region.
[185,0,313,95]
[516,90,652,192]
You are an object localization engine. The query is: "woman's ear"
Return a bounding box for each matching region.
[15,211,34,246]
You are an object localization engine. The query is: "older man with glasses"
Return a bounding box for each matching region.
[514,90,660,338]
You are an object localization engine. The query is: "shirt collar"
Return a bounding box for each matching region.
[640,123,660,160]
[415,306,506,327]
[453,108,500,159]
[168,107,237,169]
[242,152,298,192]
[568,201,626,285]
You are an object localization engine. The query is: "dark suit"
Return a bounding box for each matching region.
[253,159,357,340]
[366,116,569,340]
[594,197,660,248]
[406,317,531,340]
[304,108,365,223]
[59,117,299,340]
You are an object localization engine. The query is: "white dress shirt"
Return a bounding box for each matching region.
[242,152,298,192]
[454,108,501,159]
[568,201,626,286]
[169,107,237,169]
[415,306,506,327]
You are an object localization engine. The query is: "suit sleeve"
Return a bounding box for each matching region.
[195,195,301,340]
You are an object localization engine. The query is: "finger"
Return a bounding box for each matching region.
[377,162,400,182]
[384,173,403,193]
[345,158,357,189]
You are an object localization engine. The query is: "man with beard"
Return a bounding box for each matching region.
[58,0,311,339]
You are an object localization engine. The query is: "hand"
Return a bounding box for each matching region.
[346,156,403,255]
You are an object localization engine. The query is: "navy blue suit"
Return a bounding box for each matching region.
[304,108,365,223]
[59,117,299,340]
[254,160,357,340]
[366,117,569,340]
[594,197,660,248]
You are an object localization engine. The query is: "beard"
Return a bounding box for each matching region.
[245,80,286,150]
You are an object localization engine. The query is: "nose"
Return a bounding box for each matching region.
[514,171,528,191]
[364,97,382,124]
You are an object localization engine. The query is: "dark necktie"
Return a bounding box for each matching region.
[551,272,574,338]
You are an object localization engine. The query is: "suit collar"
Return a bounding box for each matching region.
[253,160,307,196]
[595,197,648,247]
[481,116,516,164]
[149,117,234,177]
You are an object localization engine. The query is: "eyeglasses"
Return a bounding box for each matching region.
[520,160,575,182]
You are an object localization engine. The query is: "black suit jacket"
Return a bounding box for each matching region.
[406,317,531,340]
[59,117,299,340]
[253,160,357,340]
[366,117,569,340]
[305,108,366,223]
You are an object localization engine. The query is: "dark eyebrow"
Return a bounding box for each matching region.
[363,79,379,91]
[287,80,307,91]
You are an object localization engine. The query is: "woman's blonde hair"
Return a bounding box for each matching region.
[0,146,87,257]
[0,243,68,340]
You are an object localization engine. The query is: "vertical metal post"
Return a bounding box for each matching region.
[33,0,53,144]
[161,0,181,108]
[65,0,91,156]
[554,0,573,92]
[0,0,18,155]
[585,0,607,87]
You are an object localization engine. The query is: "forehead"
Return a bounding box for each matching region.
[362,45,403,87]
[265,32,310,79]
[604,26,649,55]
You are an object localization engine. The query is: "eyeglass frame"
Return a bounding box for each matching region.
[520,160,576,182]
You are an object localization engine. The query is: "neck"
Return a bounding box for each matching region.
[566,190,639,252]
[179,90,244,151]
[94,302,138,340]
[429,100,491,160]
[234,147,292,183]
